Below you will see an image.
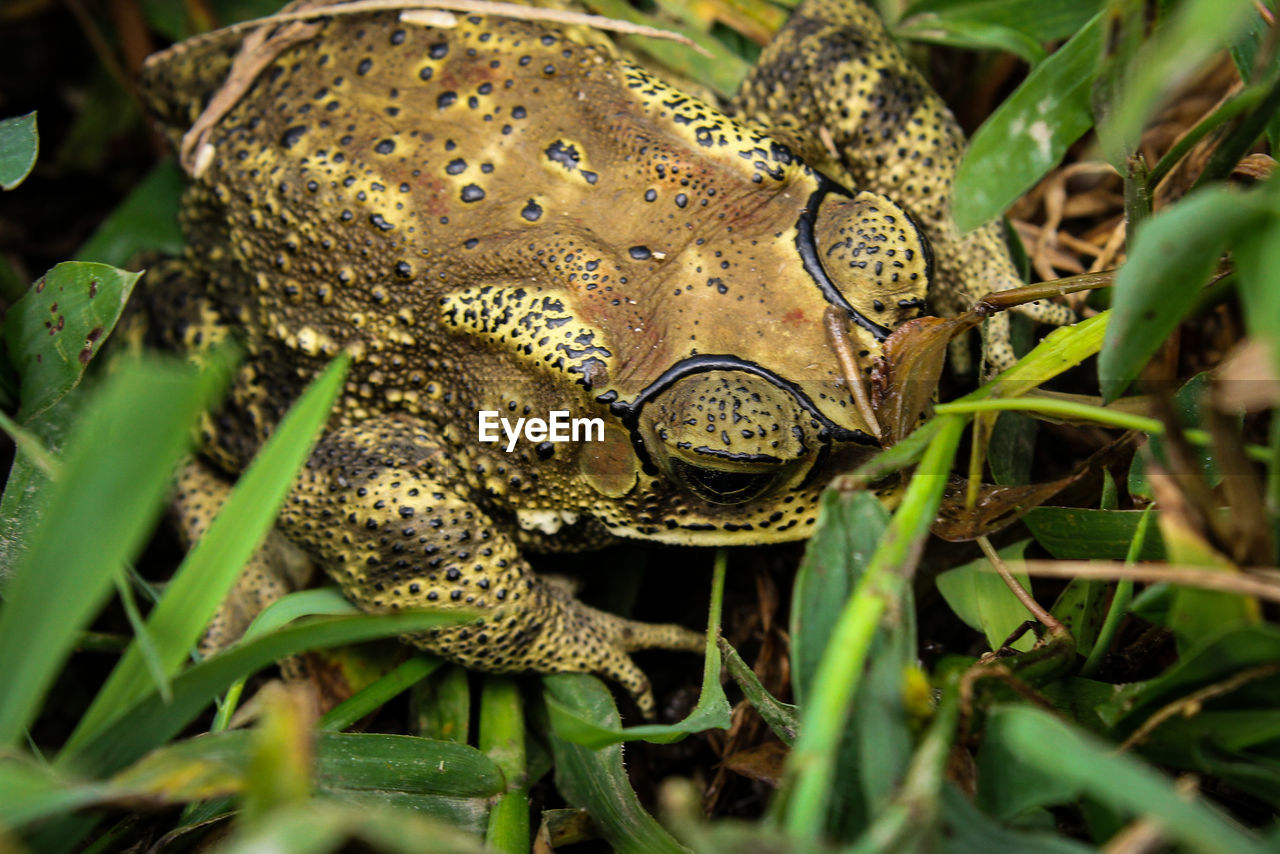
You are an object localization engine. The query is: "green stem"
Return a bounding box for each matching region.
[318,655,441,732]
[780,415,964,841]
[482,676,530,854]
[935,399,1272,462]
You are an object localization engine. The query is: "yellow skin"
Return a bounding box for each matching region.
[140,0,1066,714]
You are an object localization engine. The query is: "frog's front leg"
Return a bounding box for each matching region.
[734,0,1073,372]
[277,416,703,717]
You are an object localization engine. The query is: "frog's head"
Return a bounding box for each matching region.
[590,180,931,544]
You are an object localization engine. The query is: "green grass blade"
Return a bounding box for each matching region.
[56,610,472,778]
[0,356,221,748]
[543,674,690,854]
[318,656,442,732]
[989,705,1267,854]
[779,414,965,840]
[481,676,530,854]
[66,356,349,752]
[75,160,185,265]
[1098,0,1257,168]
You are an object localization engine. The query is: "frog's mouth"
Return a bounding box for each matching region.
[597,355,877,505]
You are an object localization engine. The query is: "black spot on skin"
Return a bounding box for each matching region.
[419,66,433,81]
[521,199,543,221]
[390,29,406,45]
[280,125,307,149]
[429,42,449,59]
[545,140,580,170]
[460,184,485,203]
[675,193,688,208]
[357,58,373,75]
[512,106,527,119]
[374,138,395,154]
[395,260,412,278]
[465,238,479,249]
[369,213,393,231]
[446,158,467,175]
[536,442,555,460]
[438,91,458,109]
[644,189,656,202]
[629,246,652,260]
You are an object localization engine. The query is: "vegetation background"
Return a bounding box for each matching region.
[0,0,1278,851]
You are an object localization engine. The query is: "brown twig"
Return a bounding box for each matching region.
[824,305,882,442]
[1009,560,1280,603]
[977,536,1065,633]
[1119,665,1280,752]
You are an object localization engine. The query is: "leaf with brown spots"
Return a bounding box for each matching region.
[3,262,141,421]
[931,433,1138,541]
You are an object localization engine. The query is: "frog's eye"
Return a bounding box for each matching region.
[813,191,931,331]
[638,370,815,506]
[668,456,790,505]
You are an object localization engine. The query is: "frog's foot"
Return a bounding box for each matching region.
[279,417,703,718]
[1010,295,1076,327]
[173,460,315,655]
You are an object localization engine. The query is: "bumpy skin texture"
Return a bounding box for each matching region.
[733,0,1073,371]
[138,0,1053,712]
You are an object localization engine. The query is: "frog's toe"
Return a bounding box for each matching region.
[1012,296,1077,326]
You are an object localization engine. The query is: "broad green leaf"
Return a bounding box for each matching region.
[1023,507,1167,560]
[544,674,690,854]
[57,610,473,778]
[0,393,74,580]
[791,490,890,707]
[1098,0,1258,168]
[895,17,1045,64]
[314,732,504,797]
[0,112,38,190]
[937,540,1035,652]
[75,160,185,266]
[987,411,1036,485]
[67,357,349,751]
[4,262,141,420]
[899,0,1102,42]
[953,12,1103,231]
[0,356,221,748]
[941,783,1095,854]
[1099,185,1269,401]
[1048,577,1107,658]
[988,705,1268,854]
